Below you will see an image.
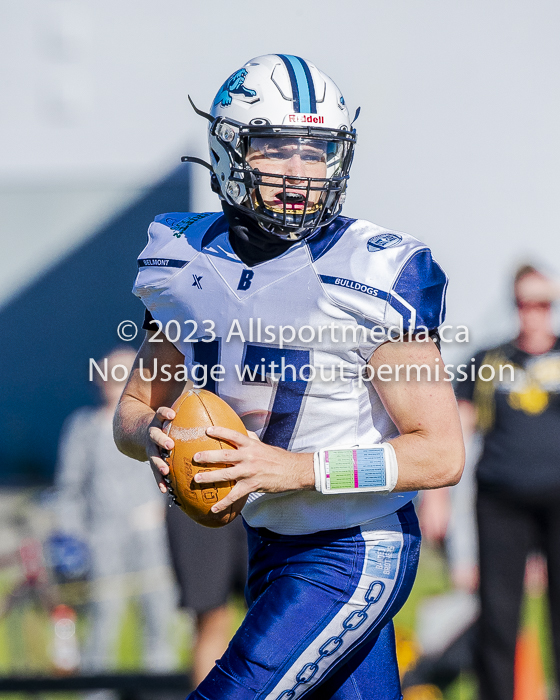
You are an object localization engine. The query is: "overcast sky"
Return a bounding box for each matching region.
[2,0,560,358]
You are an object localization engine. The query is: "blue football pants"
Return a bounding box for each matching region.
[188,501,421,700]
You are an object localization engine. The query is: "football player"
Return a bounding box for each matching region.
[114,55,465,699]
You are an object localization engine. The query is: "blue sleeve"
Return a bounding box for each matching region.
[391,249,448,331]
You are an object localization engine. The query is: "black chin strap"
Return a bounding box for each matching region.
[221,203,299,267]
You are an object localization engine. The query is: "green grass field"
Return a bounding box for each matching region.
[0,543,555,699]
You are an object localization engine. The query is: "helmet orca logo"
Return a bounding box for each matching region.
[214,69,257,107]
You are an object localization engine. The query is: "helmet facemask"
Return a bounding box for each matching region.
[210,119,356,241]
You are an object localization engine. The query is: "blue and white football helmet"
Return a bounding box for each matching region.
[186,55,357,240]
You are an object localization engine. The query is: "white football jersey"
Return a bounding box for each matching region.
[133,213,448,534]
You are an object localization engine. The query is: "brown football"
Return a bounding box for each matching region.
[163,389,248,528]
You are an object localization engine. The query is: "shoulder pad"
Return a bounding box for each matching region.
[153,212,222,248]
[134,212,224,293]
[312,219,448,331]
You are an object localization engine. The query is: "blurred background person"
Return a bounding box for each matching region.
[402,439,481,697]
[165,505,247,686]
[139,309,249,687]
[455,264,560,700]
[54,347,176,673]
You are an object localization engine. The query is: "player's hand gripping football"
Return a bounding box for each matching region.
[192,426,315,513]
[146,406,176,492]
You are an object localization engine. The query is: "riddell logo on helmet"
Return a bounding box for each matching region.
[288,114,325,124]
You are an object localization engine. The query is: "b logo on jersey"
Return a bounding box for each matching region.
[237,269,254,291]
[214,69,257,107]
[367,234,402,253]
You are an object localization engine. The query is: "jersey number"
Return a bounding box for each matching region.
[192,341,310,449]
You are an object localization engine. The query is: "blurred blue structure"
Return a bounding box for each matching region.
[0,164,192,485]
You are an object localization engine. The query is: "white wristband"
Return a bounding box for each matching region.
[313,443,398,495]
